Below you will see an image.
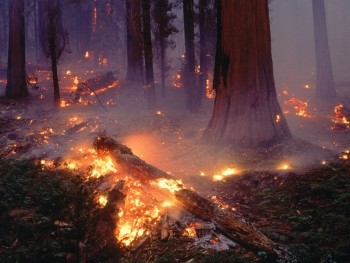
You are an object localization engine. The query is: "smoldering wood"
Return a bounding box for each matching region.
[87,180,125,261]
[94,136,174,181]
[175,188,288,259]
[93,136,290,259]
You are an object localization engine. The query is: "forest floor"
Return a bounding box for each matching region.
[0,66,350,262]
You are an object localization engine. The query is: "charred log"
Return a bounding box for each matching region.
[175,188,288,260]
[93,136,290,259]
[94,136,174,181]
[86,180,126,262]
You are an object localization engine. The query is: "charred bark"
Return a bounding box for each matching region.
[203,0,291,148]
[87,180,125,262]
[93,136,289,259]
[175,188,288,260]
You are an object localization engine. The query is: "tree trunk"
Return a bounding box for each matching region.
[142,0,157,109]
[199,0,208,103]
[203,0,291,148]
[125,0,143,82]
[183,0,199,112]
[5,0,29,100]
[312,0,336,100]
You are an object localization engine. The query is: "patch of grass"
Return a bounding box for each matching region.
[0,158,101,262]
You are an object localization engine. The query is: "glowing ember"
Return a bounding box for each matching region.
[85,51,90,59]
[206,78,215,99]
[90,155,117,178]
[97,194,108,207]
[66,70,72,75]
[277,163,292,170]
[172,70,183,88]
[332,104,350,130]
[115,178,164,247]
[153,178,184,193]
[212,167,238,181]
[283,97,312,118]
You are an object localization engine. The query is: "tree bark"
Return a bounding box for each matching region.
[183,0,199,112]
[93,136,289,259]
[203,0,291,148]
[175,188,288,260]
[312,0,336,100]
[125,0,143,82]
[5,0,29,100]
[142,0,157,109]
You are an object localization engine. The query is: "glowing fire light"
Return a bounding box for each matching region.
[97,195,108,207]
[153,178,184,193]
[206,79,215,99]
[66,70,72,75]
[212,167,237,181]
[85,51,90,59]
[172,70,183,88]
[277,162,292,170]
[283,97,312,118]
[332,104,350,130]
[90,155,117,178]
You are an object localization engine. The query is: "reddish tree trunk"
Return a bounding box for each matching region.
[203,0,291,148]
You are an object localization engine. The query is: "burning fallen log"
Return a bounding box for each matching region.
[94,136,174,181]
[93,136,290,260]
[87,180,125,261]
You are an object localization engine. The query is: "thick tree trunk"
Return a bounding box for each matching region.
[5,0,29,100]
[93,136,289,259]
[125,0,143,82]
[312,0,336,100]
[203,0,291,148]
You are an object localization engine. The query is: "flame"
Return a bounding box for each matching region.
[206,78,215,99]
[172,70,183,88]
[90,155,117,178]
[212,167,238,181]
[153,178,183,193]
[283,97,312,118]
[277,162,292,170]
[85,51,90,59]
[332,104,350,130]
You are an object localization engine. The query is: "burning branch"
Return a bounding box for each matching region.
[93,136,290,260]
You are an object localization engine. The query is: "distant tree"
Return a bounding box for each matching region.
[152,0,178,97]
[183,0,199,112]
[39,0,67,107]
[125,0,143,82]
[0,0,8,65]
[203,0,291,147]
[312,0,336,99]
[142,0,157,108]
[198,0,216,101]
[5,0,29,100]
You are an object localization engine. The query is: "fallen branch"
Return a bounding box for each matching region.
[93,136,290,260]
